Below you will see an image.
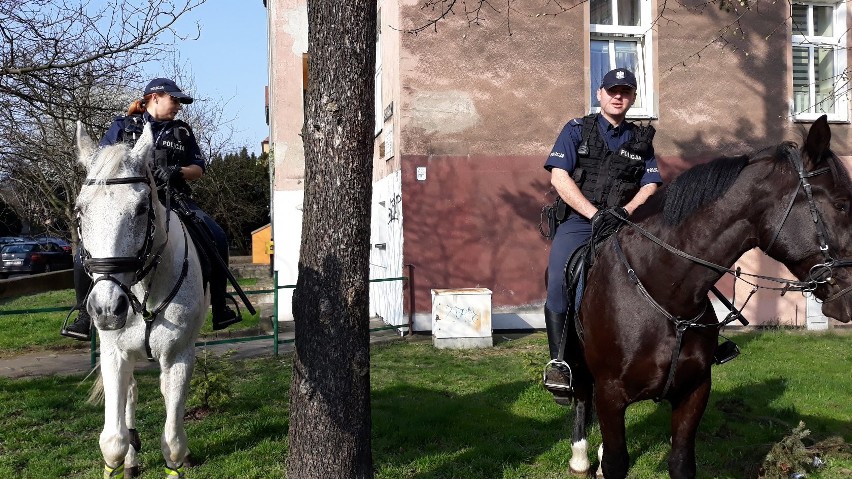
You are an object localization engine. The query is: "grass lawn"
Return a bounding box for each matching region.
[0,283,266,358]
[1,329,852,478]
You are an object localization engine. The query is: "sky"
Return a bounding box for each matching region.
[159,0,270,155]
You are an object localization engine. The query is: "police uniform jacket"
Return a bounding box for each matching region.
[544,114,662,212]
[100,112,206,196]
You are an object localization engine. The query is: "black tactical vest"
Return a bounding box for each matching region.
[122,114,193,195]
[573,114,648,209]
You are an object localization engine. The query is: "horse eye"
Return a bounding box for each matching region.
[833,200,849,213]
[135,203,149,216]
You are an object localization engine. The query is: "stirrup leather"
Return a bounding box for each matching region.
[543,358,574,392]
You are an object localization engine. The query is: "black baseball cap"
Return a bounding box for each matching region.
[600,68,637,90]
[143,78,194,104]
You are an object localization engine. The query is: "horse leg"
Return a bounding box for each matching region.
[160,353,195,475]
[124,375,141,477]
[595,385,630,479]
[668,376,711,479]
[568,382,595,475]
[100,352,133,477]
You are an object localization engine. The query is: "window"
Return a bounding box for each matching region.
[589,0,654,117]
[791,1,848,121]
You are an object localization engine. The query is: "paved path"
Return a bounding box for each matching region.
[0,319,405,379]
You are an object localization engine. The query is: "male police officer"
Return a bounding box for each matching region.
[542,68,662,403]
[61,78,241,340]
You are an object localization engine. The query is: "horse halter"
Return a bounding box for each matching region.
[764,149,852,298]
[80,176,160,315]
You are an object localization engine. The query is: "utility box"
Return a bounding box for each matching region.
[805,292,830,330]
[431,288,493,349]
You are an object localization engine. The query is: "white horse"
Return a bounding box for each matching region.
[76,121,207,479]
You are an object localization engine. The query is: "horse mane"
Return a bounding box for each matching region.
[76,143,145,207]
[663,155,749,225]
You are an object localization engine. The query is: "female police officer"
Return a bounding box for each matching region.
[542,68,662,402]
[61,78,241,340]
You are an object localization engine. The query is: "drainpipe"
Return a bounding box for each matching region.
[406,263,415,336]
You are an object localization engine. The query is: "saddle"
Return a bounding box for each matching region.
[563,231,614,338]
[169,197,213,287]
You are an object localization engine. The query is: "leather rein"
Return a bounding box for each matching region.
[79,176,190,361]
[609,149,852,400]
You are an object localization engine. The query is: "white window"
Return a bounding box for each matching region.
[374,10,383,136]
[791,1,848,121]
[589,0,654,118]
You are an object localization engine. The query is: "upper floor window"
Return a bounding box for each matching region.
[791,1,848,121]
[590,0,654,118]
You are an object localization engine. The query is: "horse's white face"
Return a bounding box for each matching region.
[76,122,156,330]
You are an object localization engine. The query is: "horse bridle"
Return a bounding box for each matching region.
[764,150,852,301]
[80,176,161,315]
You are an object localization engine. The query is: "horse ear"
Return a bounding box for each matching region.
[76,121,96,169]
[803,114,831,168]
[130,122,154,162]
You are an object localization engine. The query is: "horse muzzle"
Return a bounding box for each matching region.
[87,281,132,330]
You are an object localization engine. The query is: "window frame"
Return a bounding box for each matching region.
[589,0,655,119]
[790,0,849,122]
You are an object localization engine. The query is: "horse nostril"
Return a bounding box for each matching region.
[114,295,129,315]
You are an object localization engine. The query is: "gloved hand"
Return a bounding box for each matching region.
[631,124,656,155]
[590,206,628,240]
[153,165,183,186]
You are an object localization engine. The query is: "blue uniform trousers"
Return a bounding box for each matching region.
[546,215,592,314]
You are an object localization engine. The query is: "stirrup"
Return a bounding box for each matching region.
[60,307,91,341]
[543,358,574,392]
[714,339,740,365]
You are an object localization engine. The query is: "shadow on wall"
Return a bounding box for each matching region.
[401,155,551,314]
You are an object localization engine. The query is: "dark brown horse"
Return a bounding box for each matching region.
[562,116,852,478]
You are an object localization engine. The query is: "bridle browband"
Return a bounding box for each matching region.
[79,175,190,361]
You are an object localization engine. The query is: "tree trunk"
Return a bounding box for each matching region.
[286,2,376,478]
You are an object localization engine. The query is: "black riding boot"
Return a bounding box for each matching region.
[543,307,573,404]
[210,265,241,331]
[61,255,92,341]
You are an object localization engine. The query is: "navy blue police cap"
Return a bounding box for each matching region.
[143,78,194,104]
[600,68,637,90]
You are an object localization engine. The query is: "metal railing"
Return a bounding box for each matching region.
[0,271,412,368]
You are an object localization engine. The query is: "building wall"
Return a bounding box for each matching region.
[269,1,852,326]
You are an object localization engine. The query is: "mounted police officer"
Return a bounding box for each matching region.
[61,78,241,340]
[542,68,663,402]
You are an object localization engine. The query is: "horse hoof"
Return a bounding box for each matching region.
[184,453,201,467]
[568,468,590,478]
[126,465,140,478]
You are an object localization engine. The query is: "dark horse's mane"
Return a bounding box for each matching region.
[662,141,852,225]
[662,154,750,225]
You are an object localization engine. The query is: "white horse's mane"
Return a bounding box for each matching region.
[76,122,154,207]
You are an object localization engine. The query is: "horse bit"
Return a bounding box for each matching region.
[79,175,190,360]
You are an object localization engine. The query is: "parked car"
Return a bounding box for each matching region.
[33,236,72,254]
[0,236,25,248]
[0,241,74,278]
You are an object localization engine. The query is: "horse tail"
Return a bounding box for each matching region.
[85,366,105,405]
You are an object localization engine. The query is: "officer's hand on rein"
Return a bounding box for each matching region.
[153,165,183,186]
[591,207,628,239]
